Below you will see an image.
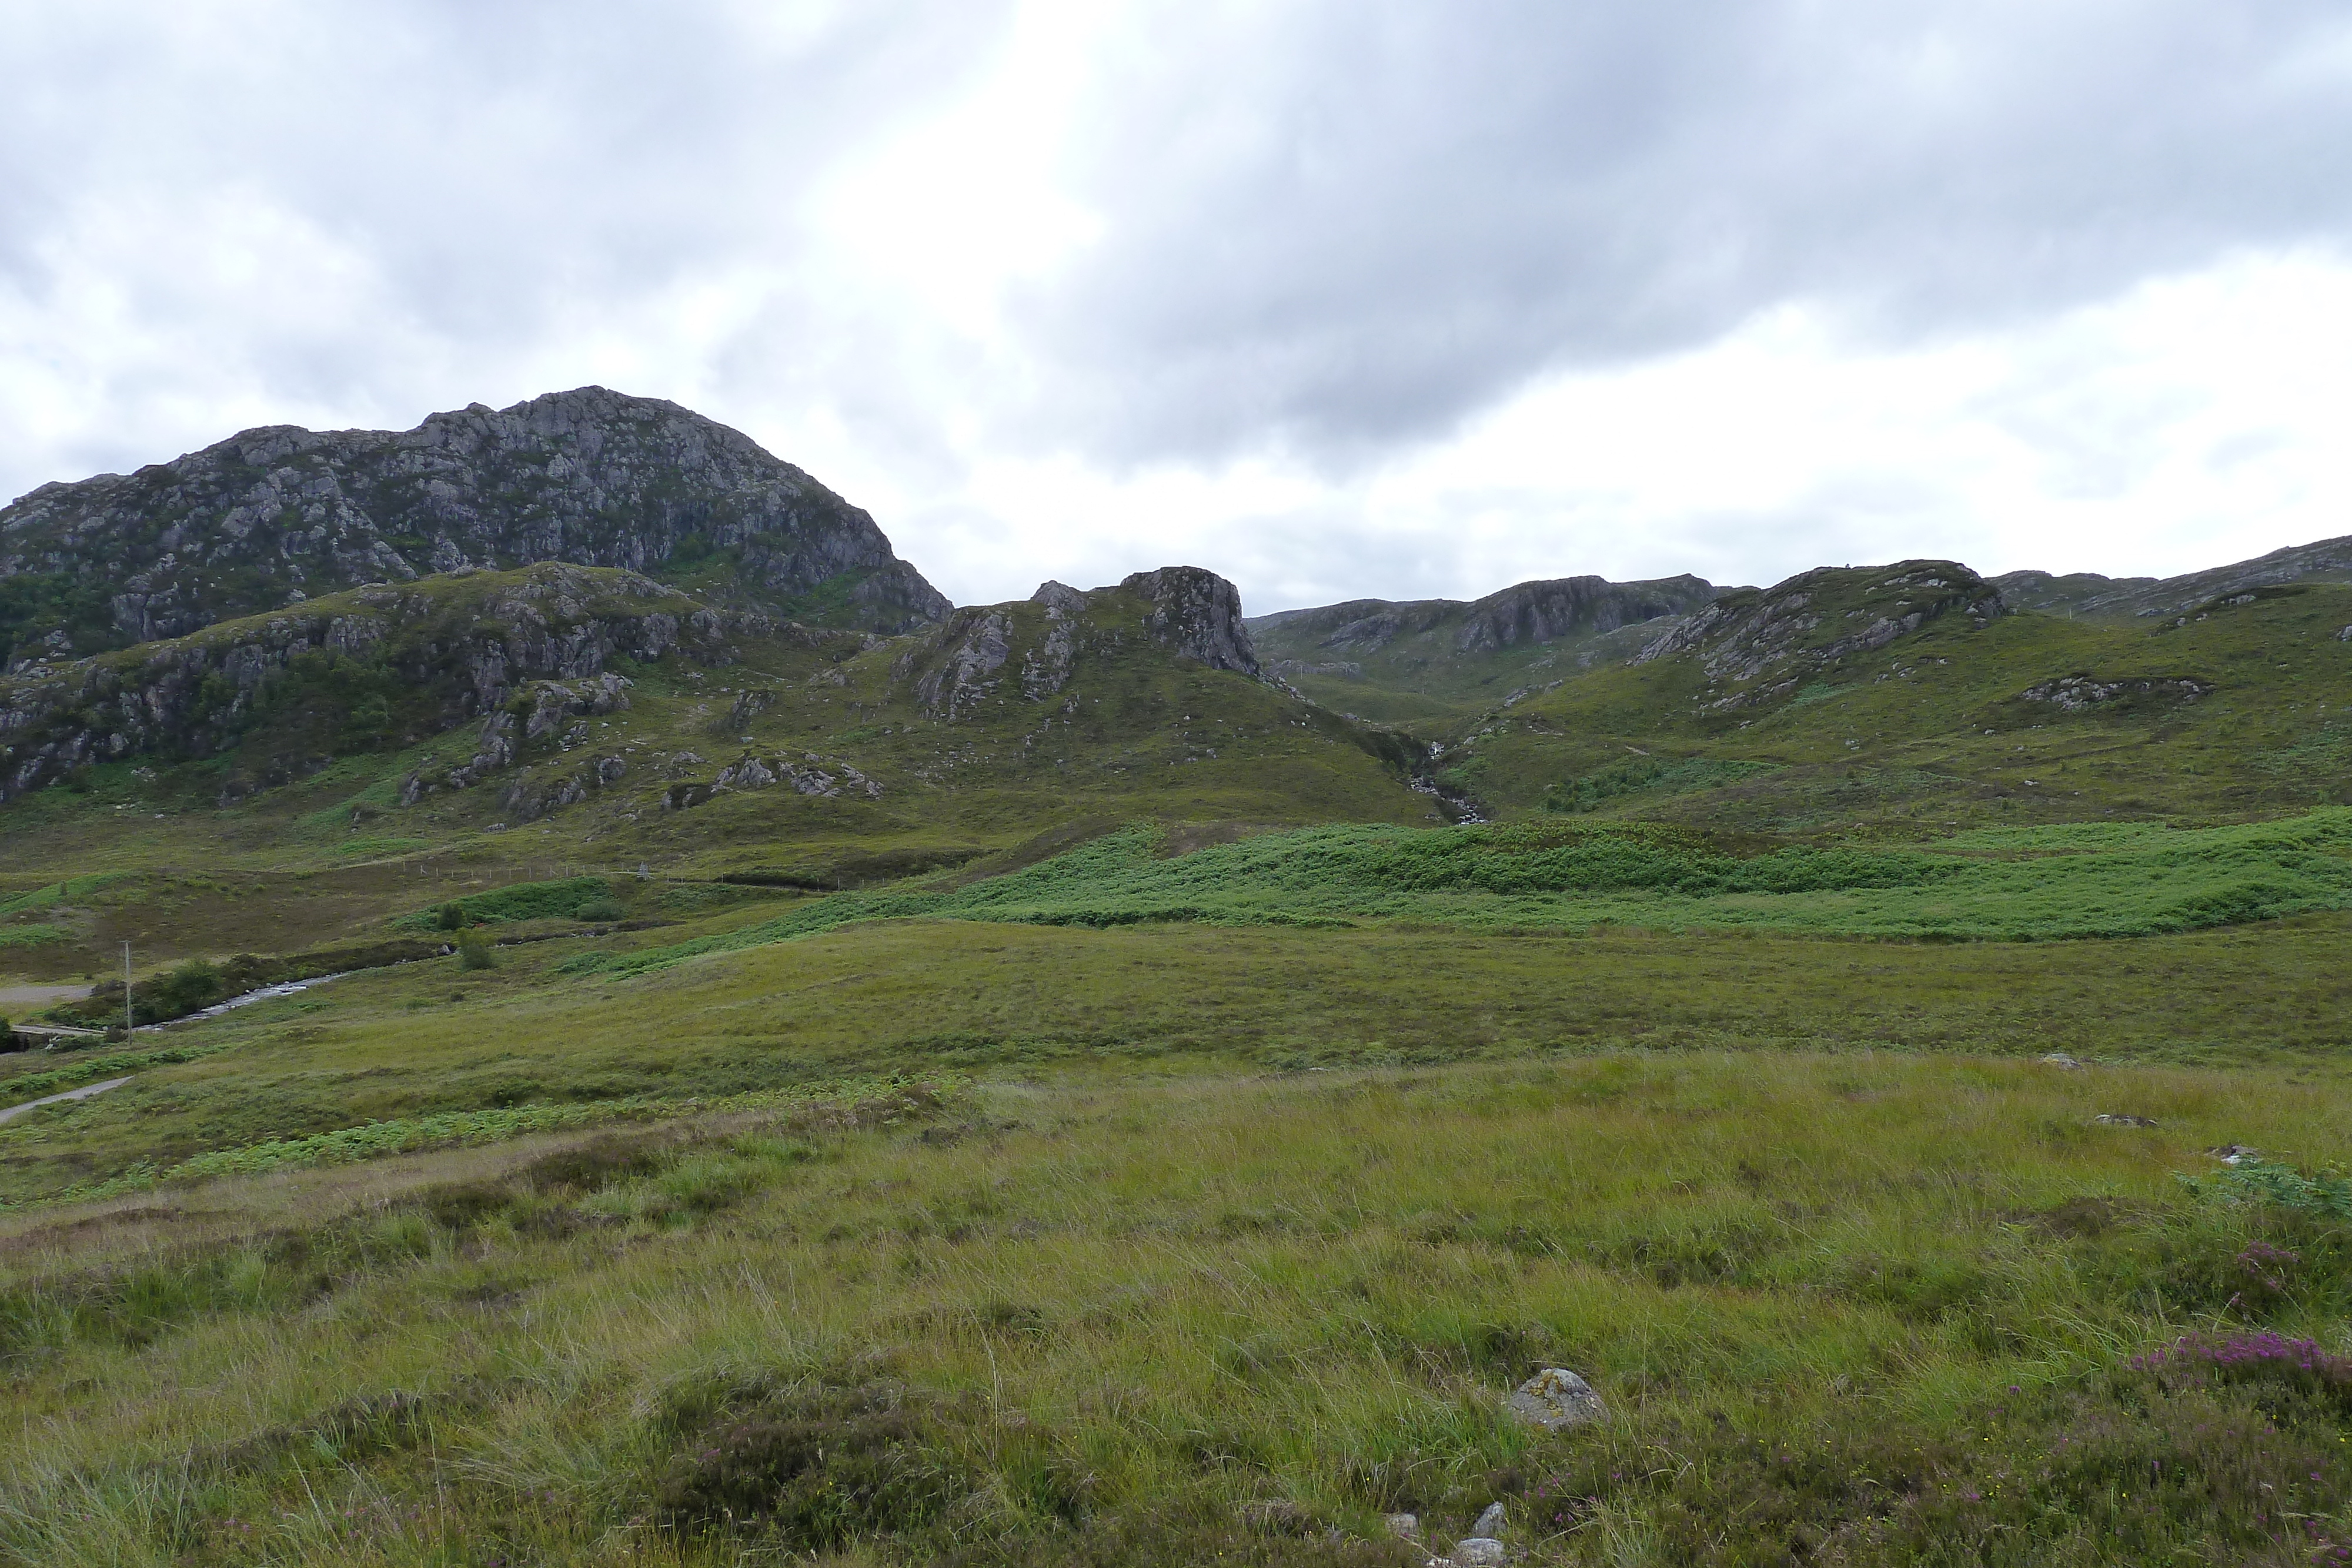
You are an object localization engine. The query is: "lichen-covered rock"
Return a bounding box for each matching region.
[0,386,948,661]
[1506,1367,1605,1430]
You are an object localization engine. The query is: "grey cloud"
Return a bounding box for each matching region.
[1020,1,2352,463]
[0,1,1018,484]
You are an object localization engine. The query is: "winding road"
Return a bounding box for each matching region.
[0,1075,135,1125]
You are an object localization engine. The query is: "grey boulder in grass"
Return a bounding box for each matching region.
[1506,1366,1605,1430]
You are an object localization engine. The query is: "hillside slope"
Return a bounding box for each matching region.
[1433,559,2352,834]
[0,563,1432,971]
[1246,573,1728,726]
[1992,531,2352,619]
[0,386,948,667]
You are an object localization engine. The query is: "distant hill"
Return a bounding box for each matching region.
[1246,573,1729,724]
[1993,533,2352,620]
[0,386,948,669]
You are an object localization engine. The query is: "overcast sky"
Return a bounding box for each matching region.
[5,2,2351,612]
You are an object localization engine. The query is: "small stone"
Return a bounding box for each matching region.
[2208,1143,2259,1165]
[1506,1367,1605,1430]
[2092,1114,2157,1128]
[1384,1513,1422,1542]
[2039,1052,2083,1069]
[1451,1538,1509,1566]
[1471,1502,1508,1538]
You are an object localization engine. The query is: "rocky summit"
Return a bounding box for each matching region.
[0,386,948,668]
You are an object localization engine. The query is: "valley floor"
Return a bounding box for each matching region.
[6,905,2352,1564]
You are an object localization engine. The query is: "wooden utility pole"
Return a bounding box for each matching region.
[123,941,133,1034]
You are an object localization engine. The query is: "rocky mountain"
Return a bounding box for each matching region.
[0,387,948,669]
[1992,533,2352,620]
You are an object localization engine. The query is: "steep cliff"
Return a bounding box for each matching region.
[0,386,948,668]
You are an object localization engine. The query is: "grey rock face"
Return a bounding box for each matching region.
[1469,1503,1508,1539]
[1120,566,1259,675]
[0,386,948,658]
[897,565,1262,720]
[1449,1538,1509,1566]
[1506,1367,1605,1430]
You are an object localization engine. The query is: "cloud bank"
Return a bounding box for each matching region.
[4,0,2350,610]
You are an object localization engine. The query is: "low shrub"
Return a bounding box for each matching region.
[653,1380,974,1546]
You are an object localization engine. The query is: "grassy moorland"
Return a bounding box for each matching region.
[5,557,2352,1563]
[8,1057,2352,1566]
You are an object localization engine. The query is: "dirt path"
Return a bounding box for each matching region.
[0,1076,134,1125]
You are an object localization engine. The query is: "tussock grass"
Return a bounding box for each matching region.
[3,1055,2350,1563]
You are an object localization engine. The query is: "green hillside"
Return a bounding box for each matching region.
[1433,571,2352,834]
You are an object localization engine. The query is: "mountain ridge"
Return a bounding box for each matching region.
[0,386,948,668]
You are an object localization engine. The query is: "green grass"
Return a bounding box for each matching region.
[7,1055,2352,1564]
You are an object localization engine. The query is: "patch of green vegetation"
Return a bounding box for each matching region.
[1541,756,1776,814]
[614,808,2352,964]
[0,874,122,917]
[0,569,121,666]
[0,924,69,950]
[332,836,432,859]
[394,875,614,930]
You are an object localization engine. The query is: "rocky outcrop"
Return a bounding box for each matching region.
[894,566,1262,721]
[1119,567,1259,674]
[0,386,950,664]
[2022,674,2214,711]
[0,563,788,803]
[662,751,880,811]
[1634,560,2003,707]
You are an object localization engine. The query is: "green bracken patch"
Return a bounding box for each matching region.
[603,808,2352,968]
